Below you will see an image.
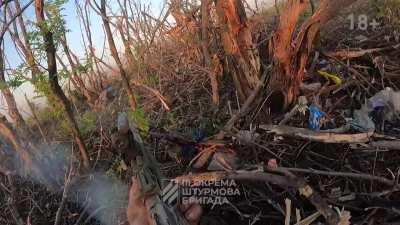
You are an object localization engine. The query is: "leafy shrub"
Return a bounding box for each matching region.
[77,112,97,137]
[127,107,150,137]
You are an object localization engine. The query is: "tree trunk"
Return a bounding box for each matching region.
[99,0,137,111]
[268,0,357,110]
[201,0,221,106]
[215,0,260,101]
[24,95,47,144]
[0,10,29,136]
[0,50,28,130]
[34,0,90,169]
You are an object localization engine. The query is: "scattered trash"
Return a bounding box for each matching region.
[368,87,400,119]
[350,87,400,132]
[351,108,376,132]
[297,96,309,115]
[308,104,324,131]
[117,112,130,134]
[317,70,342,85]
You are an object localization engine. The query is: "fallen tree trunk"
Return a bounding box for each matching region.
[259,125,373,143]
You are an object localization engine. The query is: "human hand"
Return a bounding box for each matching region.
[127,178,203,225]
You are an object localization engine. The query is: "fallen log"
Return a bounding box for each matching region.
[259,125,373,143]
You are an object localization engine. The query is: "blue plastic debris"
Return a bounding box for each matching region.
[309,104,324,131]
[192,129,204,143]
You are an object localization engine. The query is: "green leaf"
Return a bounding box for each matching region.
[78,112,97,137]
[127,108,150,137]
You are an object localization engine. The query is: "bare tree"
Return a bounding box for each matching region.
[0,1,30,136]
[96,0,137,111]
[34,0,90,169]
[58,32,99,106]
[75,0,104,92]
[7,0,41,79]
[115,0,136,68]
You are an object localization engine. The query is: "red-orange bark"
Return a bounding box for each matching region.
[268,0,357,108]
[215,0,260,101]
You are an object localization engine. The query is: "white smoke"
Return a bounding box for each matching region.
[5,142,129,225]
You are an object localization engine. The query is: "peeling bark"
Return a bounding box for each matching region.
[268,0,357,109]
[210,55,222,106]
[215,0,260,101]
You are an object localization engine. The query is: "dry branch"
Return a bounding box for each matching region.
[98,0,137,111]
[0,1,31,137]
[217,66,270,139]
[325,44,400,59]
[282,167,398,187]
[259,125,373,143]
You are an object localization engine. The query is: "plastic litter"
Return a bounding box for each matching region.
[297,96,309,115]
[117,112,130,134]
[350,87,400,132]
[351,108,375,132]
[309,104,324,131]
[317,70,343,85]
